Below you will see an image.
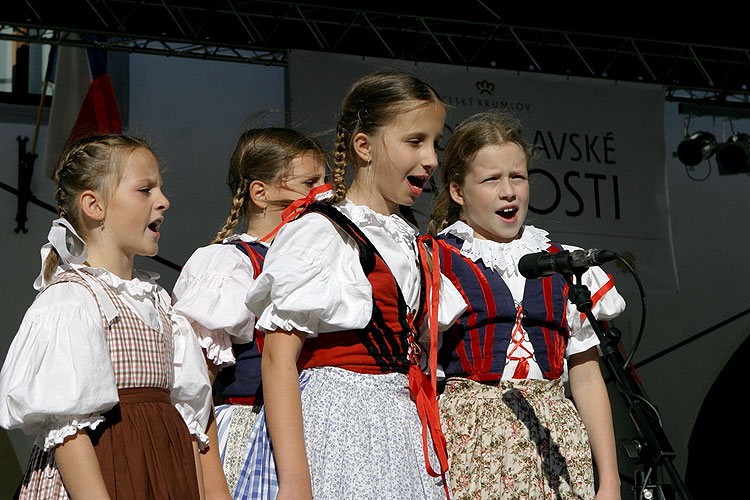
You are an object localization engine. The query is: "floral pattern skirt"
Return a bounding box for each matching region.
[215,403,262,497]
[440,377,594,500]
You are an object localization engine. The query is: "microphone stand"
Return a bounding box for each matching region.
[562,271,692,500]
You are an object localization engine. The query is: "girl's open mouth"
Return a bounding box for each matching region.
[496,208,518,220]
[407,176,426,189]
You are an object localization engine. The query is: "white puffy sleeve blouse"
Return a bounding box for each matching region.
[172,234,266,367]
[0,267,213,451]
[246,200,467,337]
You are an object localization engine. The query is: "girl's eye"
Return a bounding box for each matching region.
[139,188,151,193]
[407,139,421,146]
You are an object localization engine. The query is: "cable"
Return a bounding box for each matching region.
[615,254,647,371]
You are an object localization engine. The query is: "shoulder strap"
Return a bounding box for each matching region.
[42,269,119,324]
[303,202,377,275]
[225,240,265,279]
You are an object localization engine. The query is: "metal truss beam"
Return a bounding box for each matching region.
[3,1,750,103]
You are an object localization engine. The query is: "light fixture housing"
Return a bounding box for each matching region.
[676,131,716,167]
[716,133,750,175]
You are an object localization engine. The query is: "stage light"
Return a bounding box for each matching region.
[676,131,716,167]
[716,133,750,175]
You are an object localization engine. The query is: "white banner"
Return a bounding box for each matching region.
[289,49,677,293]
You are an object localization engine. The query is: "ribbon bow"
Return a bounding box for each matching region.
[260,183,334,242]
[34,218,88,290]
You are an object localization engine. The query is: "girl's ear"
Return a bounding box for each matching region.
[352,132,372,166]
[449,181,466,206]
[248,179,268,210]
[79,190,105,222]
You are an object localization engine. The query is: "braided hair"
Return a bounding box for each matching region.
[43,134,153,281]
[211,128,325,243]
[328,71,443,205]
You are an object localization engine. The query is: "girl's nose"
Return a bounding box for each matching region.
[498,179,515,200]
[158,190,170,210]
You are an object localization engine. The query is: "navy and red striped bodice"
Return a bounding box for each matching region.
[434,233,570,381]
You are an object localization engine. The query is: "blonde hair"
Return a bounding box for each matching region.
[428,111,531,235]
[212,128,325,243]
[43,134,153,281]
[329,71,443,205]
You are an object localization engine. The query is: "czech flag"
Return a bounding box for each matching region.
[42,38,122,178]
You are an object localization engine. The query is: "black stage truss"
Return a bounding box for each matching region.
[2,1,750,106]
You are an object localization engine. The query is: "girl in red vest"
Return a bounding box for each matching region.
[430,112,625,500]
[172,128,327,499]
[0,135,212,499]
[244,72,466,500]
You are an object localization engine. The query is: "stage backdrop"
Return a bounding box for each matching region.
[288,49,677,293]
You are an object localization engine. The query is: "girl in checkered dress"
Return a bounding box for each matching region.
[429,112,624,500]
[0,135,212,499]
[172,128,328,499]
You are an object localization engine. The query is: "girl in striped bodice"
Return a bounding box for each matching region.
[429,112,625,500]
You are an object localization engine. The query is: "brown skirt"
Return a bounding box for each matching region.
[17,388,200,500]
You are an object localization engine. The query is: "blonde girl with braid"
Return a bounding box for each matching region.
[171,127,327,499]
[0,135,212,500]
[241,72,467,500]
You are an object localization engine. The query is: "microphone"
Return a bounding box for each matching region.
[518,249,617,279]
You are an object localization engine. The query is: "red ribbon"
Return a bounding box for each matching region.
[413,235,451,500]
[508,304,533,379]
[260,183,333,242]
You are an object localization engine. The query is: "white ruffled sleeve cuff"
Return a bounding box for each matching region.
[41,415,107,451]
[172,243,259,347]
[0,285,119,443]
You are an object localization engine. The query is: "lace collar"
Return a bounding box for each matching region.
[440,220,551,275]
[78,265,161,298]
[337,199,418,244]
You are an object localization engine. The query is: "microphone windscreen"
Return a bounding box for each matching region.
[518,253,542,279]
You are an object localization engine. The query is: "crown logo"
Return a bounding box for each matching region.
[476,80,495,95]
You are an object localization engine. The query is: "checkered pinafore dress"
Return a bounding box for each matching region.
[16,270,200,500]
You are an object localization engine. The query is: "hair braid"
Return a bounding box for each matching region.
[328,124,349,204]
[427,189,461,235]
[43,134,152,281]
[212,179,249,244]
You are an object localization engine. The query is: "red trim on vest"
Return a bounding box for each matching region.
[440,240,504,380]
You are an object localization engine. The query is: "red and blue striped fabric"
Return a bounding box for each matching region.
[434,234,570,381]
